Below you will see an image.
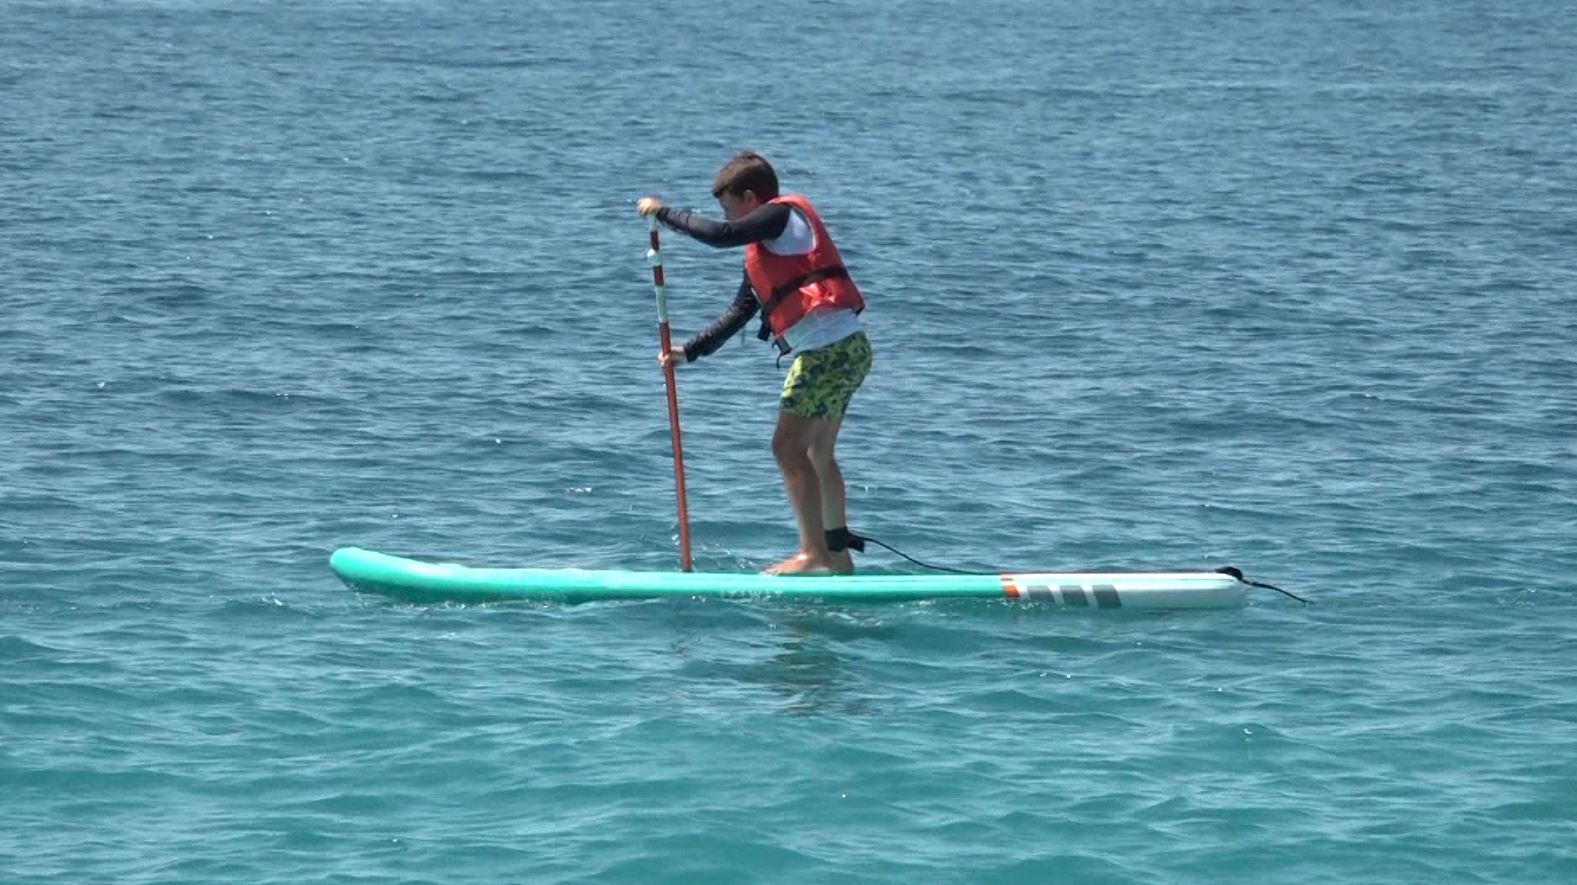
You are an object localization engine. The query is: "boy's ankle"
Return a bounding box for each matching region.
[825,527,864,554]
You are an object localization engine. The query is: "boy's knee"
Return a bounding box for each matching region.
[772,429,809,463]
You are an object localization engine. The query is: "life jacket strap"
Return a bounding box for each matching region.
[755,266,852,349]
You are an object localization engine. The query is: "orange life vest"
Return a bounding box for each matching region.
[744,194,865,353]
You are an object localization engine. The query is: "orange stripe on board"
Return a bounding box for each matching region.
[1000,575,1021,599]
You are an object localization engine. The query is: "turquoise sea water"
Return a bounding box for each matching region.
[4,0,1575,881]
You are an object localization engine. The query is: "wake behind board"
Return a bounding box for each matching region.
[330,547,1249,609]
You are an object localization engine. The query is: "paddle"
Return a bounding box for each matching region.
[646,216,694,571]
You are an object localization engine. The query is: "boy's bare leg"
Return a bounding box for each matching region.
[807,417,854,574]
[764,411,840,575]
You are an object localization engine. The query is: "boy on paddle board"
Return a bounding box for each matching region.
[637,152,872,576]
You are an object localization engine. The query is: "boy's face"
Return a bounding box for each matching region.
[717,190,758,221]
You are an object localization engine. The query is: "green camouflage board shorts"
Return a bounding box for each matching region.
[779,331,873,421]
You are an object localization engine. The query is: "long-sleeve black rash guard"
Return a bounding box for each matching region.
[655,203,795,361]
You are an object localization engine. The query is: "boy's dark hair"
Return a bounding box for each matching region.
[711,151,780,200]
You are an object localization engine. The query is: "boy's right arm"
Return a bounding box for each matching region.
[682,274,761,362]
[657,204,791,249]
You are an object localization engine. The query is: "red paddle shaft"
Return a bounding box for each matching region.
[647,217,693,571]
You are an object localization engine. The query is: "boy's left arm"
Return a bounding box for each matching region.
[682,274,761,362]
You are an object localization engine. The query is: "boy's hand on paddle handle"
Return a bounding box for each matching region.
[658,346,688,369]
[637,196,664,217]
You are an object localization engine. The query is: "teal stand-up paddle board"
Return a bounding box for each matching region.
[329,547,1254,608]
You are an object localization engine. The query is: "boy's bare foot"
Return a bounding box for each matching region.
[762,552,838,576]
